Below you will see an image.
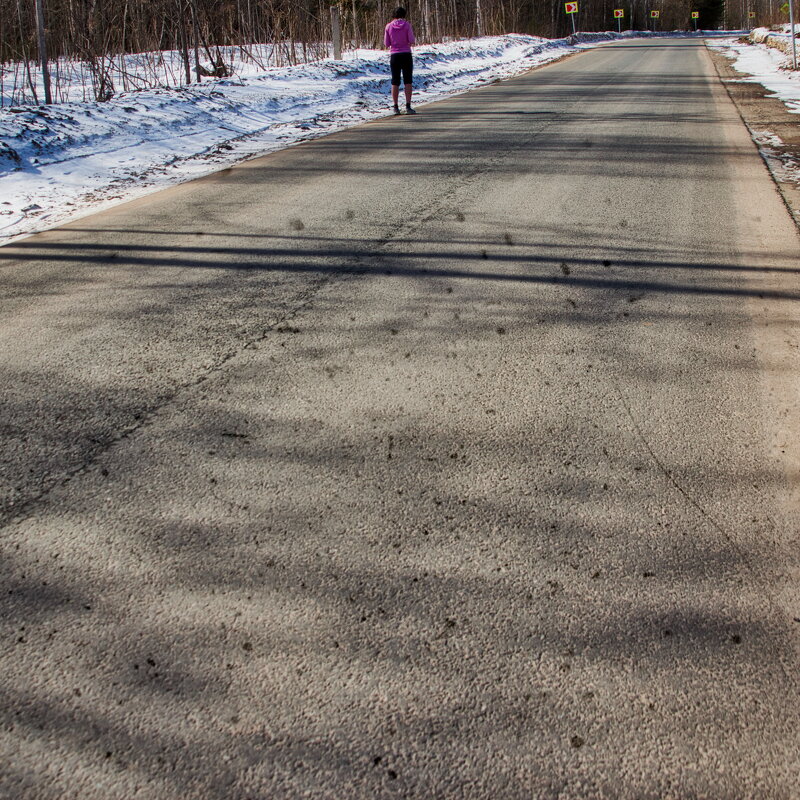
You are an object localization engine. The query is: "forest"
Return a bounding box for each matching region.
[0,0,780,103]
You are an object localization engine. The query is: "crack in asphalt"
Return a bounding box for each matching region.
[0,152,514,532]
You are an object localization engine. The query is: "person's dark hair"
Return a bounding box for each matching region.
[393,7,406,18]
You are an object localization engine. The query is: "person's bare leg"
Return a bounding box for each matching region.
[392,86,400,107]
[403,83,416,113]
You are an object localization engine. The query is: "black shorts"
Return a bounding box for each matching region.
[390,52,413,86]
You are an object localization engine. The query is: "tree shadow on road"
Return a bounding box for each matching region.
[2,56,800,794]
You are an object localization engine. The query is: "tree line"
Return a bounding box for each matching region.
[1,0,786,104]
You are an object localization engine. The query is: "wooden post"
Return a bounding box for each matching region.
[34,0,52,104]
[331,5,342,59]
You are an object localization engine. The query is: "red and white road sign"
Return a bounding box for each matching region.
[691,11,700,18]
[565,2,579,14]
[613,9,625,18]
[650,10,660,17]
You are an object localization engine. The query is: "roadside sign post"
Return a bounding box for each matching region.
[691,10,699,30]
[565,2,578,34]
[614,9,625,33]
[650,9,660,31]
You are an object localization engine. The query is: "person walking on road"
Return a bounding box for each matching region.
[385,7,416,115]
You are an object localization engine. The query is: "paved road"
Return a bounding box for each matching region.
[1,38,799,799]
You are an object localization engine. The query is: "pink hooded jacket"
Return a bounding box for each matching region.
[384,19,416,53]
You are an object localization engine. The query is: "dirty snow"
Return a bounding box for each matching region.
[708,33,800,113]
[708,34,800,203]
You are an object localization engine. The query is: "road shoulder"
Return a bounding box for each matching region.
[705,41,800,663]
[707,41,800,228]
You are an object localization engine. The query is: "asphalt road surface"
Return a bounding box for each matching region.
[1,38,799,799]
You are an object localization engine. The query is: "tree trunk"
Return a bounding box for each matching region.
[34,0,52,103]
[190,0,202,81]
[176,0,192,84]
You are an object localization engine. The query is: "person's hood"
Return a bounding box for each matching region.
[389,19,410,30]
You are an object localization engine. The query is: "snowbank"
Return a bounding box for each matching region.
[749,25,800,57]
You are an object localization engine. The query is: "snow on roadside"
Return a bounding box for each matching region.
[708,34,800,113]
[0,31,661,244]
[707,36,800,205]
[748,24,800,60]
[751,129,800,192]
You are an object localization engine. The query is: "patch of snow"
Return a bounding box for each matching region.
[752,128,800,191]
[752,129,785,148]
[708,36,800,113]
[709,38,800,202]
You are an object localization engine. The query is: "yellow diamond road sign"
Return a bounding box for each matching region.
[614,9,625,17]
[691,11,700,18]
[565,2,578,14]
[650,10,660,17]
